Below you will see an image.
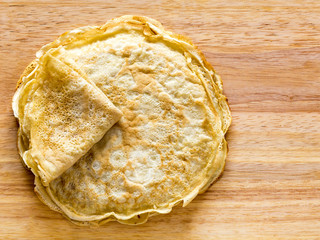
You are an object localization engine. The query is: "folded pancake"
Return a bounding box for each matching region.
[13,15,231,225]
[12,52,122,186]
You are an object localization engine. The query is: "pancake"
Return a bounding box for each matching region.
[12,51,122,186]
[13,15,231,225]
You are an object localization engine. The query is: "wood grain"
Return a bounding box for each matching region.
[1,0,320,239]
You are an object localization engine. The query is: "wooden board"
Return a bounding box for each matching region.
[1,1,320,239]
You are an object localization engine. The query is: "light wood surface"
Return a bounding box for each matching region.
[1,1,320,239]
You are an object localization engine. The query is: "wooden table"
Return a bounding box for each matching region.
[1,1,320,239]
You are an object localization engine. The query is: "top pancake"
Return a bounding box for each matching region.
[12,51,122,186]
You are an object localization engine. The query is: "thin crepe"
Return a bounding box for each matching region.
[13,15,231,225]
[12,52,122,186]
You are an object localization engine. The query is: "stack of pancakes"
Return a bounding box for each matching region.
[12,16,231,225]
